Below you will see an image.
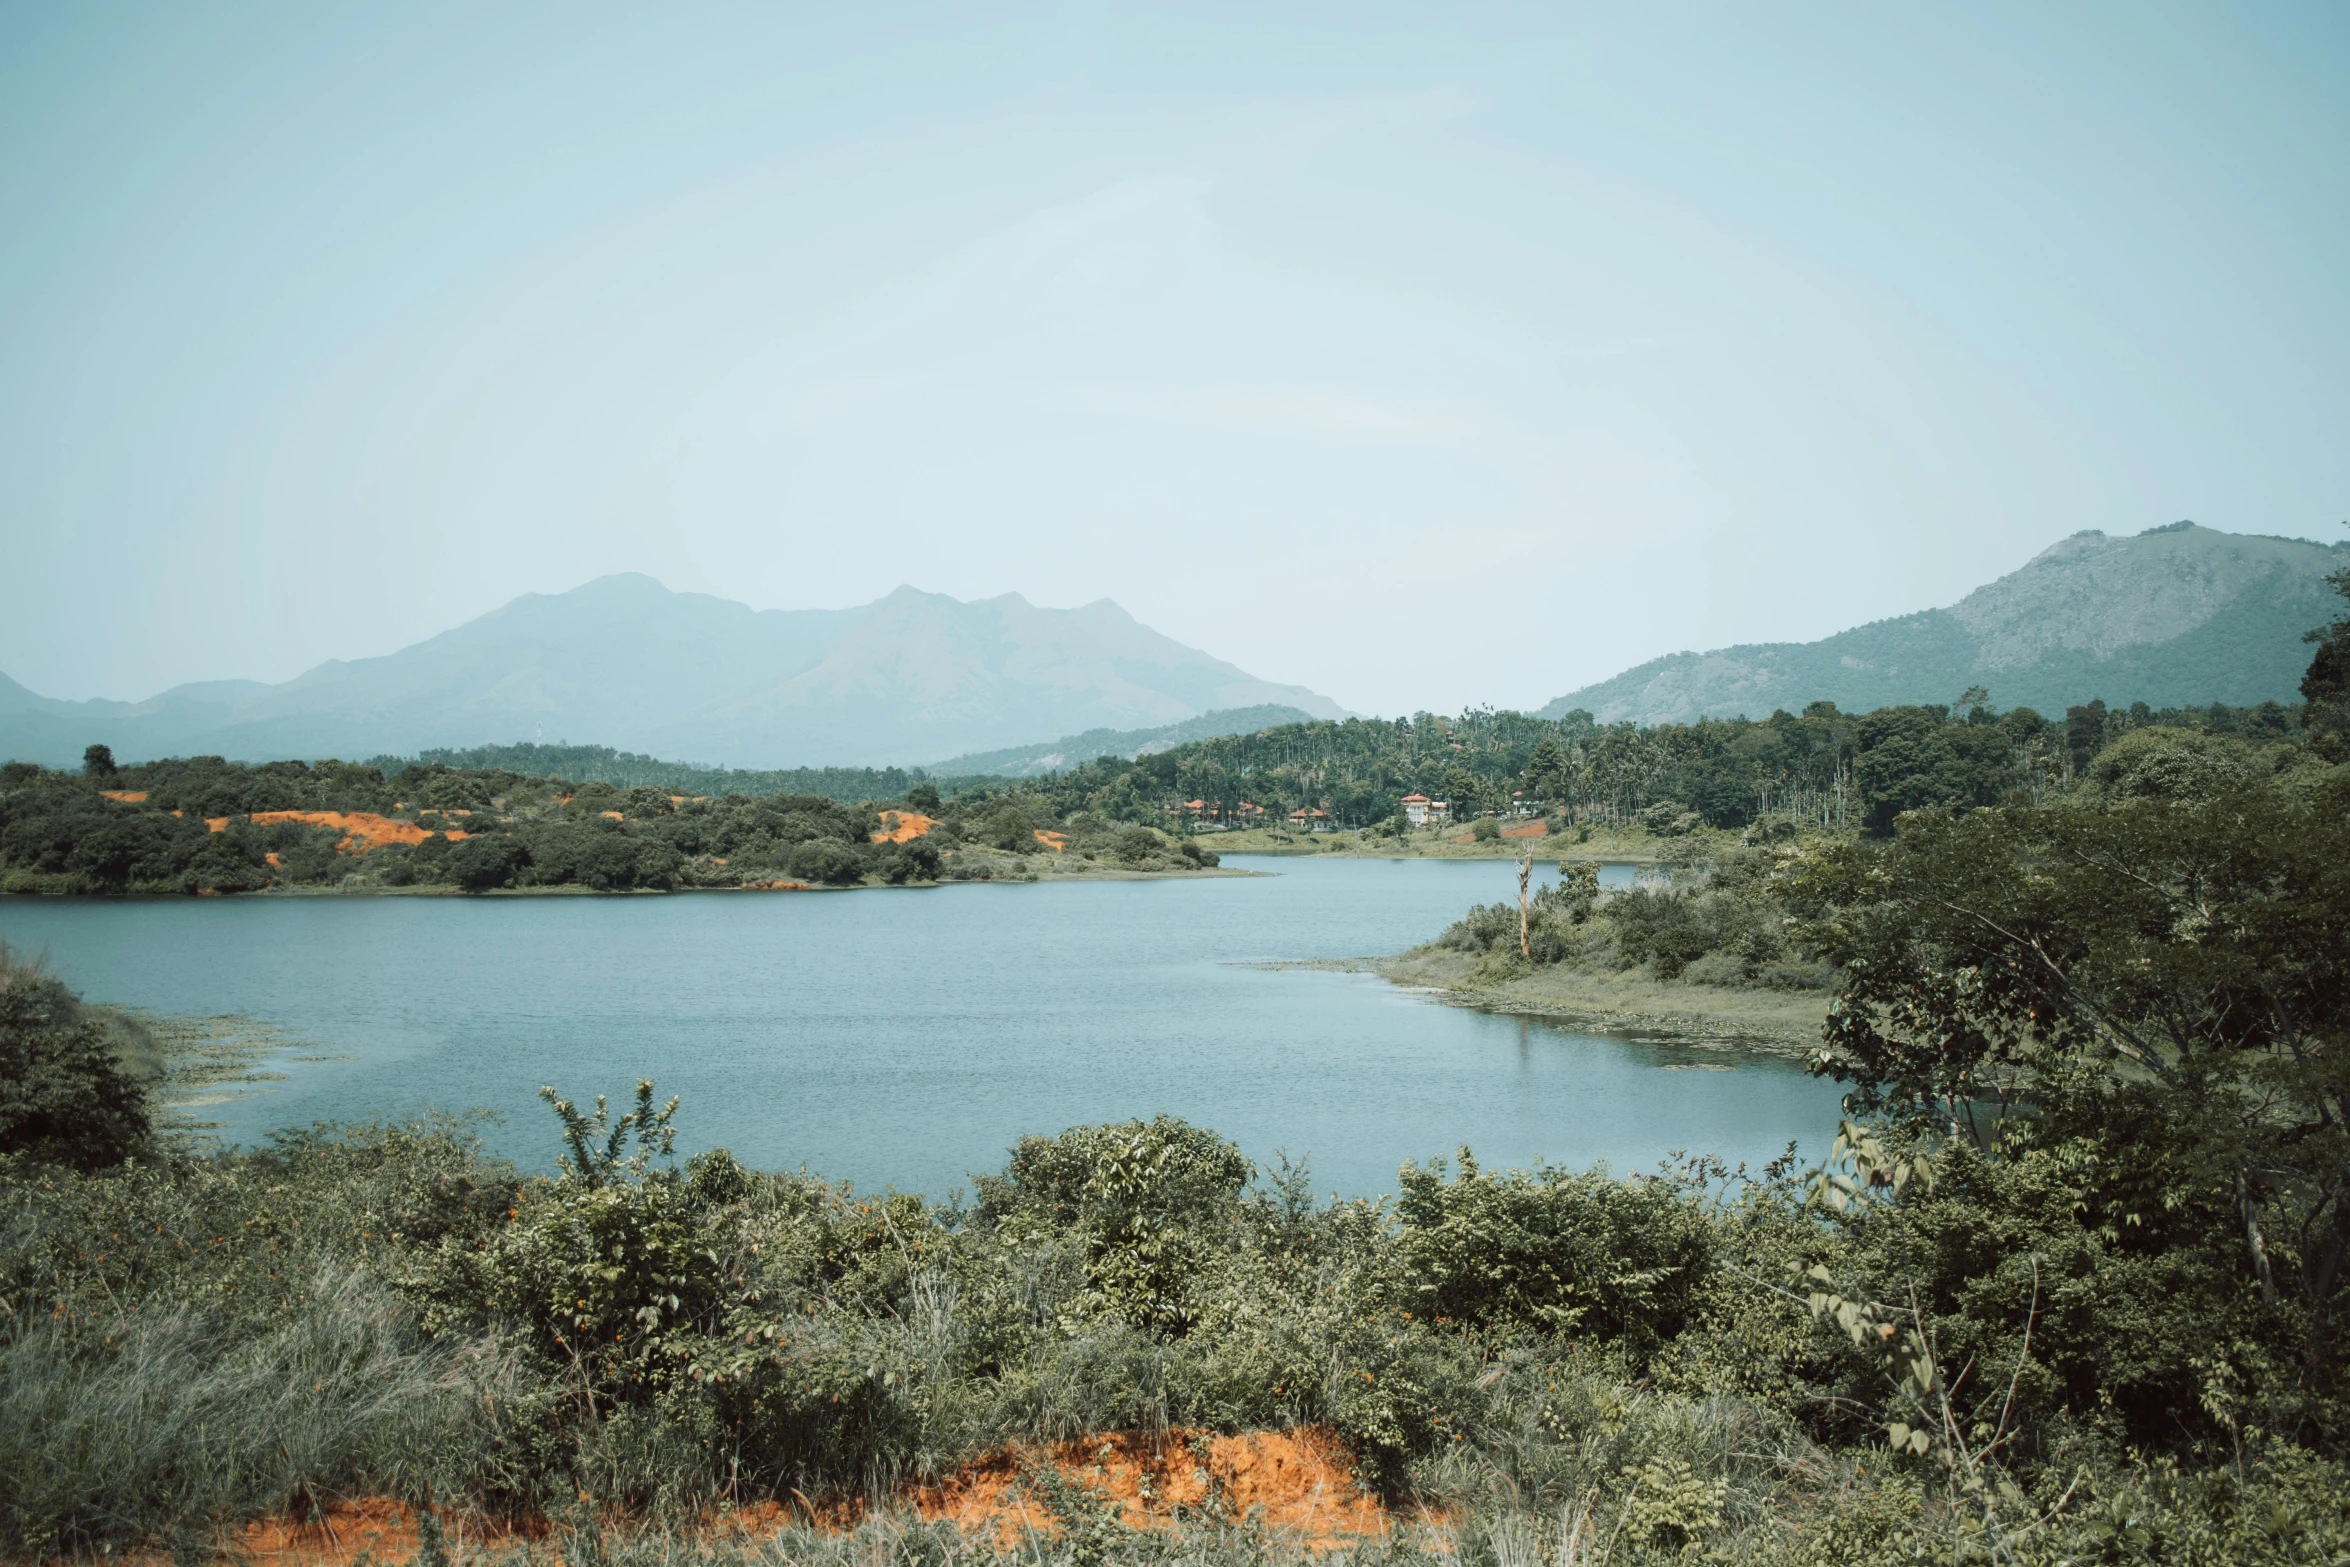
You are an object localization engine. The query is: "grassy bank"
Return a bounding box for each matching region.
[1376,946,1829,1053]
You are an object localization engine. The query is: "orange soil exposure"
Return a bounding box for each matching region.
[1033,829,1069,852]
[100,789,149,803]
[206,812,450,855]
[1499,822,1548,838]
[872,810,937,844]
[264,853,282,868]
[740,879,813,891]
[205,1499,538,1567]
[911,1427,1392,1550]
[600,810,625,821]
[142,1428,1398,1567]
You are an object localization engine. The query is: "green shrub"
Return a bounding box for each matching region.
[1395,1152,1715,1357]
[977,1117,1250,1335]
[0,949,149,1169]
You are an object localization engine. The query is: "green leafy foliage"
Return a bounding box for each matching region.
[0,947,150,1169]
[1394,1150,1715,1353]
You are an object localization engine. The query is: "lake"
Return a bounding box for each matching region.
[0,855,1843,1199]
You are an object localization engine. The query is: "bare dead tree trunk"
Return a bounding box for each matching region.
[2241,1172,2280,1307]
[1518,850,1533,960]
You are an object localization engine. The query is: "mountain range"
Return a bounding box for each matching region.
[5,523,2340,773]
[0,577,1346,770]
[1540,523,2346,726]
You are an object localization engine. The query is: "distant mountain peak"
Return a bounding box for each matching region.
[1541,523,2344,726]
[0,577,1346,770]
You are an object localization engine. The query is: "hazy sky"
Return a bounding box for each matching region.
[3,4,2344,716]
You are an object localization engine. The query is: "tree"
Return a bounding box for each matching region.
[1791,770,2350,1341]
[2063,701,2106,775]
[1525,735,1565,802]
[82,744,116,779]
[2302,553,2350,754]
[1851,707,2013,835]
[446,834,529,891]
[1441,765,1485,816]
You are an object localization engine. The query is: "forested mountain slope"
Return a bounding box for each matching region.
[928,704,1321,777]
[1541,523,2346,724]
[0,576,1343,769]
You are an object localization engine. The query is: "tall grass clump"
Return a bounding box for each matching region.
[0,1265,521,1554]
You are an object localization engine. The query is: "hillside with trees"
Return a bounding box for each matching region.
[1006,693,2302,841]
[0,692,2312,897]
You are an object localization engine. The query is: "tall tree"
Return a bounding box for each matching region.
[2302,553,2350,756]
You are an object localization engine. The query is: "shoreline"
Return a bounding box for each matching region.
[0,863,1262,901]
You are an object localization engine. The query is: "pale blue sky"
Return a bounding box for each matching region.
[3,3,2344,715]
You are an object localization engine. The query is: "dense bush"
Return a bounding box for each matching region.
[1395,1151,1717,1354]
[0,948,150,1169]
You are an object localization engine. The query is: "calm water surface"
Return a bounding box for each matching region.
[0,856,1841,1198]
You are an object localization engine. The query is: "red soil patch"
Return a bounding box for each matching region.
[873,810,937,844]
[1499,822,1548,838]
[910,1427,1392,1549]
[101,789,148,803]
[204,812,452,854]
[165,1428,1395,1567]
[1033,829,1069,852]
[600,810,625,821]
[197,1499,539,1567]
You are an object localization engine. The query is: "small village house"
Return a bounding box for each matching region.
[1400,794,1451,827]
